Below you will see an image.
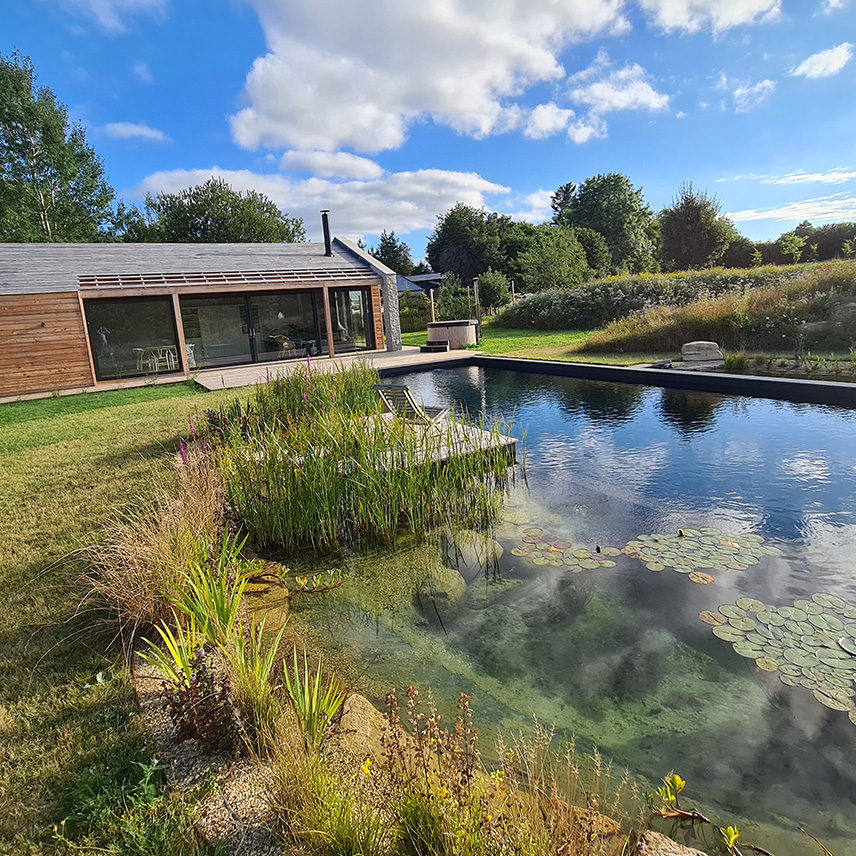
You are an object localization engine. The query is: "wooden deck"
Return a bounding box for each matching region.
[193,346,471,390]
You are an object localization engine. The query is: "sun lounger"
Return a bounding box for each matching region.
[374,384,450,424]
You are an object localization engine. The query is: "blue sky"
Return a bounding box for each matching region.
[5,0,856,258]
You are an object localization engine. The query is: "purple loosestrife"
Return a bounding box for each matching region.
[178,439,188,464]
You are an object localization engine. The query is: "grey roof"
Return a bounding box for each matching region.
[0,241,379,296]
[396,275,422,292]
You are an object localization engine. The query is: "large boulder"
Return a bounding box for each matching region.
[416,565,467,609]
[681,341,723,363]
[441,529,504,582]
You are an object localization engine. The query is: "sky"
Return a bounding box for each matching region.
[5,0,856,258]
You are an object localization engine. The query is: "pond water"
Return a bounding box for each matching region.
[277,366,856,853]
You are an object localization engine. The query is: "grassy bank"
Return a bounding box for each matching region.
[401,328,674,365]
[0,382,227,854]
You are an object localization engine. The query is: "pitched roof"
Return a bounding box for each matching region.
[0,241,379,296]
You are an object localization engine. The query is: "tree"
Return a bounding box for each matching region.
[412,260,433,275]
[571,227,611,278]
[0,52,116,241]
[516,226,589,292]
[779,231,807,265]
[369,230,414,275]
[720,234,756,269]
[137,177,305,242]
[425,204,510,283]
[476,269,511,309]
[658,183,734,270]
[551,173,656,273]
[435,272,473,320]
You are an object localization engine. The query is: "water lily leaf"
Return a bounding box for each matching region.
[522,535,540,544]
[549,558,564,567]
[733,641,765,658]
[700,610,727,626]
[646,563,666,572]
[563,557,580,566]
[812,593,845,609]
[601,547,621,557]
[747,631,770,645]
[838,606,856,620]
[785,620,815,636]
[523,528,543,537]
[719,604,747,619]
[844,624,856,639]
[511,548,529,557]
[736,554,760,566]
[800,677,821,690]
[809,614,845,633]
[554,541,572,550]
[572,549,590,559]
[849,710,856,726]
[817,649,856,668]
[532,557,549,566]
[813,690,852,711]
[780,674,801,687]
[729,617,757,631]
[760,545,783,557]
[779,663,801,676]
[689,572,715,585]
[713,625,746,642]
[690,558,715,570]
[794,599,824,615]
[540,534,557,543]
[672,565,694,574]
[755,657,779,672]
[736,597,766,613]
[838,637,856,656]
[725,561,750,571]
[825,674,854,690]
[778,606,801,619]
[741,533,765,544]
[700,527,722,535]
[784,648,818,667]
[752,624,774,639]
[599,560,617,568]
[579,559,599,570]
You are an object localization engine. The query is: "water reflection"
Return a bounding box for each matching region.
[658,388,726,436]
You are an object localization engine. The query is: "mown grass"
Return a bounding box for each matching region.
[401,328,674,365]
[0,381,226,854]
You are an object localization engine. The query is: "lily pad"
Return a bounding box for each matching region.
[839,637,856,656]
[646,563,666,572]
[817,649,856,668]
[523,528,543,537]
[729,617,757,631]
[511,548,529,557]
[755,657,779,672]
[783,648,818,668]
[600,547,621,557]
[733,641,765,658]
[809,613,845,633]
[699,610,727,626]
[719,604,747,619]
[780,674,801,687]
[672,565,694,574]
[713,625,746,642]
[532,557,549,566]
[599,560,617,568]
[794,599,824,615]
[779,663,802,677]
[736,597,766,613]
[813,690,853,711]
[760,545,783,557]
[689,572,714,585]
[812,593,846,610]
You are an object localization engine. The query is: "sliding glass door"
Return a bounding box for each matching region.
[251,292,326,362]
[329,287,373,353]
[179,296,253,369]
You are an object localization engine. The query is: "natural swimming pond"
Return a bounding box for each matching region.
[274,366,856,854]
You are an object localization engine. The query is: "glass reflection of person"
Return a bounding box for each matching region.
[96,326,111,356]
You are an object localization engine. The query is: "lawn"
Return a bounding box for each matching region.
[401,326,676,365]
[0,381,238,854]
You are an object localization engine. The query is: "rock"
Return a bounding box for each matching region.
[332,693,388,761]
[442,529,504,582]
[638,830,710,856]
[681,341,723,362]
[416,565,467,608]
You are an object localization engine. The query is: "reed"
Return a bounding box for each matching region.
[212,366,514,551]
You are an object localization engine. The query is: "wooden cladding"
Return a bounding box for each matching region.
[0,293,93,397]
[371,284,384,350]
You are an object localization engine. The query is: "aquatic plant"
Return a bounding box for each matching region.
[702,593,856,723]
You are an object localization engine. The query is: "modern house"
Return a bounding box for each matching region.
[0,231,401,400]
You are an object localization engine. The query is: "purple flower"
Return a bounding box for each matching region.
[188,415,195,437]
[178,440,188,464]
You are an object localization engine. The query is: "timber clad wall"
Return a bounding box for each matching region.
[371,285,384,350]
[0,293,93,397]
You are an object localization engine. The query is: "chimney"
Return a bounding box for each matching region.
[320,210,332,256]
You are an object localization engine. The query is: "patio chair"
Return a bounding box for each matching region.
[374,384,450,424]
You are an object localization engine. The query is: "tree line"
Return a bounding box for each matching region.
[3,51,854,292]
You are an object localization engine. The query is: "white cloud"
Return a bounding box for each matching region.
[821,0,849,13]
[568,115,608,144]
[230,0,631,153]
[718,168,856,184]
[727,192,856,223]
[132,166,510,240]
[104,122,169,142]
[569,51,670,113]
[512,189,555,222]
[791,43,853,78]
[132,61,152,82]
[280,151,384,180]
[524,103,576,139]
[732,78,775,111]
[638,0,781,33]
[60,0,164,32]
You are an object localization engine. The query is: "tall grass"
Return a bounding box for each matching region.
[212,365,515,551]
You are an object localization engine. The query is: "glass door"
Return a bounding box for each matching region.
[179,296,253,369]
[251,291,325,362]
[329,288,372,353]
